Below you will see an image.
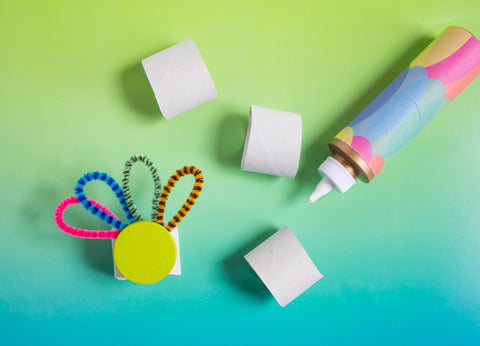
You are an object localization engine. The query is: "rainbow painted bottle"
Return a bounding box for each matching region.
[309,26,480,203]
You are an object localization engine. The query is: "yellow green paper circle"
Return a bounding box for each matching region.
[113,221,177,285]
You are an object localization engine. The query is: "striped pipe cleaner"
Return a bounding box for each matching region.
[75,171,135,230]
[122,154,162,222]
[54,196,120,239]
[157,165,204,231]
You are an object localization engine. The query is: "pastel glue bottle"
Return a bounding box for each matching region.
[309,26,480,203]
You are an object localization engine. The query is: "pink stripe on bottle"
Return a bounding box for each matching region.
[426,36,480,87]
[444,62,480,100]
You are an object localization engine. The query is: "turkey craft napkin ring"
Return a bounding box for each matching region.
[54,154,204,284]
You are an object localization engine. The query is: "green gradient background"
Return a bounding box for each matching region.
[1,1,480,344]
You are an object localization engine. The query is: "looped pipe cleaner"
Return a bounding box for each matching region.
[54,154,204,284]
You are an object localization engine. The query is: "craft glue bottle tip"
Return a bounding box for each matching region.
[308,177,334,203]
[308,155,357,204]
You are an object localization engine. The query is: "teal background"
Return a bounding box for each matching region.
[1,1,480,344]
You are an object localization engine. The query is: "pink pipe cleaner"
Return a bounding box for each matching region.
[54,196,120,239]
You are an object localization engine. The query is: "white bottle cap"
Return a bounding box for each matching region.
[309,156,356,203]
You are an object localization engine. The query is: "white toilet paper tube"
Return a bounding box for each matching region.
[111,227,181,280]
[241,105,302,178]
[142,39,217,120]
[244,225,323,307]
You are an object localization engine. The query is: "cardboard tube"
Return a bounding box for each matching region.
[142,39,217,120]
[333,26,480,178]
[241,105,302,178]
[244,225,323,307]
[309,26,480,202]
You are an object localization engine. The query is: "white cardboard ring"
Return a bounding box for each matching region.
[244,225,323,307]
[142,39,217,120]
[241,105,302,178]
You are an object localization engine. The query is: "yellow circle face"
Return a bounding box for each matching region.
[113,221,177,285]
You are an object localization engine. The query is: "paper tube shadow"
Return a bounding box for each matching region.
[121,63,159,120]
[291,37,433,201]
[216,113,248,169]
[81,238,113,276]
[21,177,114,276]
[63,199,119,276]
[222,228,277,300]
[21,180,66,237]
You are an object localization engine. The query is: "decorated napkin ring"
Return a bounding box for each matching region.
[54,154,204,284]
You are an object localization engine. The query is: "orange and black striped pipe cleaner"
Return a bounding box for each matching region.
[156,166,204,231]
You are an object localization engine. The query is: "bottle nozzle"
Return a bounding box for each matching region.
[308,177,335,203]
[309,156,357,203]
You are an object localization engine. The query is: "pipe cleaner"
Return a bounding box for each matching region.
[54,154,204,284]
